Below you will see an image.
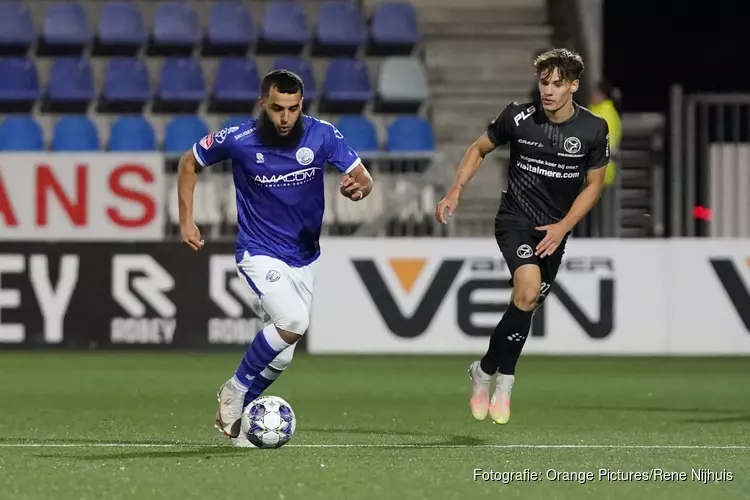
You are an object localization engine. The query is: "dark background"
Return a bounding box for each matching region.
[604,0,749,112]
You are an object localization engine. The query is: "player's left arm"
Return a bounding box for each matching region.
[535,121,609,257]
[321,121,373,201]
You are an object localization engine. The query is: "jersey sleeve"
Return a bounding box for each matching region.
[322,121,361,174]
[486,104,516,146]
[192,126,240,168]
[587,120,611,170]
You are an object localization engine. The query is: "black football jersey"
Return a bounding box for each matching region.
[486,101,610,226]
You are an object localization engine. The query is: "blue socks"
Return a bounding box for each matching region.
[233,325,291,390]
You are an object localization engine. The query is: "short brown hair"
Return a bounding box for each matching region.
[534,48,584,82]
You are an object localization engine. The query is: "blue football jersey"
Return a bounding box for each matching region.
[192,115,361,267]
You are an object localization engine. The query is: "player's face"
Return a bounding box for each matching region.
[538,68,578,112]
[260,88,303,136]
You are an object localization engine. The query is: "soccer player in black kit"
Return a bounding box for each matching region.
[435,48,610,424]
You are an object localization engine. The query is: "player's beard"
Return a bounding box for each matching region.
[258,111,304,149]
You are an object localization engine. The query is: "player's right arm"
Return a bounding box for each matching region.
[435,104,514,224]
[177,130,235,250]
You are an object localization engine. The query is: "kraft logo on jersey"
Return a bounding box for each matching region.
[253,167,321,188]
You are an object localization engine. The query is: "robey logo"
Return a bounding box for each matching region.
[0,254,78,344]
[353,256,615,339]
[710,257,750,332]
[208,256,263,344]
[111,255,176,344]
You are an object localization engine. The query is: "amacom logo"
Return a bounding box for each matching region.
[353,256,615,339]
[253,167,320,187]
[711,256,750,332]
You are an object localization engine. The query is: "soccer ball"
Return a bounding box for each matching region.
[241,395,296,449]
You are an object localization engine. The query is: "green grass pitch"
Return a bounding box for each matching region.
[0,352,748,499]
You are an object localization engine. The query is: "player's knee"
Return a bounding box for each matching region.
[513,284,540,311]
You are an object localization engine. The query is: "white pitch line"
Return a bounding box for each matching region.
[1,443,749,450]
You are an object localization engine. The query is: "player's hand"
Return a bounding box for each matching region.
[535,223,567,258]
[435,189,460,224]
[340,175,363,201]
[180,222,205,251]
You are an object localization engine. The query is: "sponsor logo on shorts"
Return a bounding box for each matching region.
[266,270,281,282]
[517,244,533,259]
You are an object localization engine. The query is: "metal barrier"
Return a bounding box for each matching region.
[163,151,448,241]
[670,85,750,237]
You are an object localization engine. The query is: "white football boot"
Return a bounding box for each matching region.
[214,378,247,439]
[489,374,514,424]
[468,361,491,420]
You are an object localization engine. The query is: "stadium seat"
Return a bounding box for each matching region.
[313,1,365,57]
[45,58,94,113]
[222,115,253,129]
[376,57,430,113]
[163,116,208,155]
[369,2,420,55]
[154,58,205,114]
[52,116,99,151]
[335,116,379,153]
[210,58,261,113]
[95,1,146,56]
[0,116,44,151]
[273,57,318,104]
[150,2,199,56]
[258,0,309,54]
[0,3,34,56]
[100,58,150,113]
[108,116,156,151]
[320,58,373,114]
[386,116,434,151]
[40,2,91,56]
[205,1,255,56]
[0,57,39,113]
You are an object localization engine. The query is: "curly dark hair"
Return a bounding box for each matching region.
[533,48,585,82]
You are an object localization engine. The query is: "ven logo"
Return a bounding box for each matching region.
[711,257,750,332]
[353,257,615,339]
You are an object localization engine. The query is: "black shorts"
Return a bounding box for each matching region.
[494,216,567,304]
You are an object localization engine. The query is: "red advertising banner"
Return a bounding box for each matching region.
[0,154,165,240]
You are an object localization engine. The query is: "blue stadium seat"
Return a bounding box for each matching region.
[0,116,44,151]
[222,115,253,129]
[320,58,373,113]
[52,116,99,151]
[0,3,34,56]
[375,57,430,113]
[95,1,145,56]
[150,2,199,56]
[314,1,365,57]
[46,58,94,113]
[273,57,318,104]
[205,1,255,56]
[386,116,434,151]
[210,57,260,113]
[109,116,156,151]
[336,115,379,153]
[155,58,205,114]
[258,0,309,54]
[164,116,208,154]
[100,58,150,113]
[40,2,91,55]
[369,2,420,55]
[0,57,39,112]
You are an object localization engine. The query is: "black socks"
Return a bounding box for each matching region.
[479,302,534,376]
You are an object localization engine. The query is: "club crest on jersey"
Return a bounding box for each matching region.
[564,137,582,154]
[517,244,533,259]
[214,126,239,144]
[199,134,214,150]
[296,147,314,166]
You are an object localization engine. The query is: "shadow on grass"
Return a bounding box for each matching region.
[560,404,748,415]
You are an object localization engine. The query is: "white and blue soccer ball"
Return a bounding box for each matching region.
[241,395,296,449]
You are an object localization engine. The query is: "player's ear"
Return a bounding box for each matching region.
[570,80,580,93]
[299,97,304,110]
[258,96,265,110]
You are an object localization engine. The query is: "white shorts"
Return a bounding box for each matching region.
[236,251,316,336]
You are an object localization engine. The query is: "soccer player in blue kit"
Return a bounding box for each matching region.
[177,70,374,446]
